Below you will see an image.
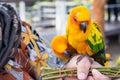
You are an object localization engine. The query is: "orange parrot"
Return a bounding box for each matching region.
[51,6,107,65]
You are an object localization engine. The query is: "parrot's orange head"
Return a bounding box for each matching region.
[68,6,91,33]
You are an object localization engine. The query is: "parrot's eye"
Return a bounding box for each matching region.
[74,18,77,22]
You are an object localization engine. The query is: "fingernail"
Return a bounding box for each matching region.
[78,73,87,80]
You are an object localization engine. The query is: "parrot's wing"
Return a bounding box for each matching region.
[87,21,106,65]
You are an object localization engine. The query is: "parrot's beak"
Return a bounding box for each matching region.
[80,22,88,33]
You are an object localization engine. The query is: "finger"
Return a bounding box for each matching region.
[65,55,80,68]
[92,69,110,80]
[91,61,102,68]
[87,76,94,80]
[77,56,91,80]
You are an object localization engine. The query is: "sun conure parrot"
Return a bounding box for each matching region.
[51,6,106,66]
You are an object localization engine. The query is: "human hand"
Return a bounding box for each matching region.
[65,55,110,80]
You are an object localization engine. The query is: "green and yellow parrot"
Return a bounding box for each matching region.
[51,6,106,65]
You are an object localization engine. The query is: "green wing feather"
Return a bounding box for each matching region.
[87,21,106,65]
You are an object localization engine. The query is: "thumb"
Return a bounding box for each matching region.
[77,56,91,80]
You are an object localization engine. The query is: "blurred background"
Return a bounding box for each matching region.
[0,0,120,66]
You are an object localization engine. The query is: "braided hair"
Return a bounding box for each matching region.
[0,4,21,70]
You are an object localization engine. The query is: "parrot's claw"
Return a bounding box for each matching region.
[64,50,71,58]
[76,54,93,64]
